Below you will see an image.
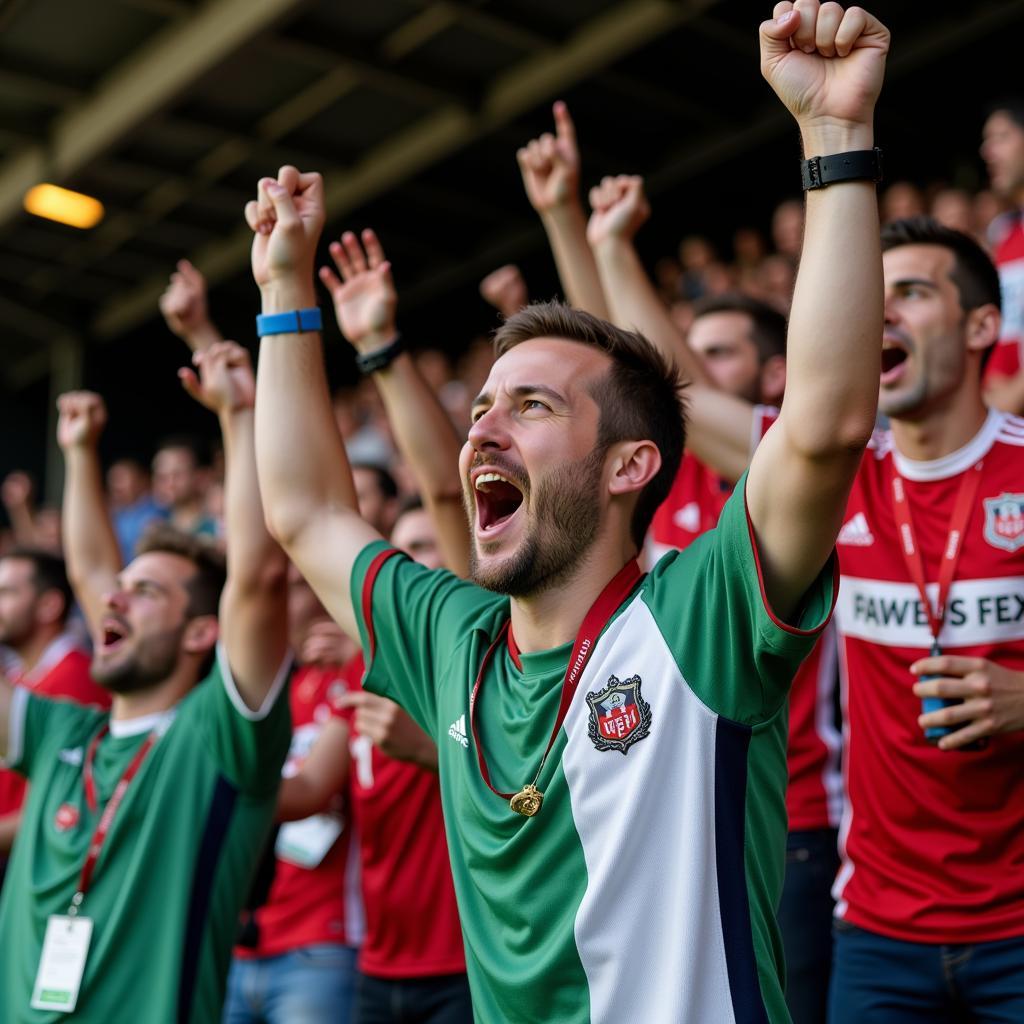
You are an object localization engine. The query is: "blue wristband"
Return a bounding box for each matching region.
[256,307,322,337]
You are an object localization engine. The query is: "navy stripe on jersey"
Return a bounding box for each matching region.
[715,716,770,1024]
[177,775,238,1023]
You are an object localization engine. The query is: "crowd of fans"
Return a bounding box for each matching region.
[1,6,1023,1022]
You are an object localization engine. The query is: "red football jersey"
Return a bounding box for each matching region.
[342,654,465,979]
[985,213,1024,382]
[0,635,109,818]
[833,410,1024,942]
[235,664,363,959]
[647,408,842,832]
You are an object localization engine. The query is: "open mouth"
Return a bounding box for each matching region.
[881,347,908,374]
[99,618,130,653]
[474,471,525,534]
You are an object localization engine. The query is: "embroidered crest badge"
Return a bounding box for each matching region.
[586,675,652,754]
[54,803,80,832]
[983,493,1024,552]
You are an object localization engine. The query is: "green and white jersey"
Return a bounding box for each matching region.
[353,482,835,1024]
[0,644,291,1024]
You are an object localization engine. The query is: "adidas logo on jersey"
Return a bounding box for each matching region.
[838,512,874,546]
[448,714,469,749]
[57,746,84,766]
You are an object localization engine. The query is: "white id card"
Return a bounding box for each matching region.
[276,813,343,869]
[31,914,93,1012]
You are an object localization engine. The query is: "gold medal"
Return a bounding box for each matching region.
[509,784,544,817]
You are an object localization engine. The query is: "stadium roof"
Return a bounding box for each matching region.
[1,0,1022,489]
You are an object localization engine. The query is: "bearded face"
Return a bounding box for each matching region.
[466,444,606,598]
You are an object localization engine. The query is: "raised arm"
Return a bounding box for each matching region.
[587,175,761,482]
[1,473,44,548]
[319,229,470,577]
[745,2,887,617]
[518,101,609,318]
[159,259,224,353]
[57,392,121,634]
[250,167,381,640]
[180,341,288,707]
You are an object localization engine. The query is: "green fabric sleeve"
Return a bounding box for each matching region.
[7,690,106,779]
[350,541,506,739]
[645,473,836,724]
[184,644,293,797]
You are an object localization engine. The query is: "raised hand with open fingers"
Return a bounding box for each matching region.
[178,341,255,416]
[245,165,325,298]
[760,2,889,133]
[586,175,651,248]
[56,392,107,451]
[517,100,581,215]
[318,228,397,353]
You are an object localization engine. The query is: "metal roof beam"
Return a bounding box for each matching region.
[94,0,714,339]
[0,0,307,230]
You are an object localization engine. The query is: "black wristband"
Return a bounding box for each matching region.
[801,148,883,191]
[355,334,404,375]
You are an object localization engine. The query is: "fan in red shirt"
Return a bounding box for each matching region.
[980,99,1024,413]
[0,548,109,872]
[675,217,1024,1021]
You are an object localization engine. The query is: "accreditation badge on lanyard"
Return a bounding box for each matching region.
[31,726,157,1013]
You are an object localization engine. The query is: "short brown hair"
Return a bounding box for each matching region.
[494,302,685,547]
[881,216,1002,368]
[136,522,225,619]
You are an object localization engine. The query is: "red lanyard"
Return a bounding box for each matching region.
[72,725,157,913]
[889,461,984,645]
[469,559,643,801]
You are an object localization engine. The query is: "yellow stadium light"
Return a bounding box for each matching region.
[23,184,104,229]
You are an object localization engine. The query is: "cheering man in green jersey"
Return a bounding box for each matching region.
[252,4,889,1020]
[0,342,292,1022]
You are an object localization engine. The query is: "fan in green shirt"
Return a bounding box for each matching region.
[251,19,888,1013]
[0,342,291,1023]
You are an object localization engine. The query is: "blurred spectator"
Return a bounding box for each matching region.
[0,549,109,875]
[107,457,167,561]
[654,257,683,305]
[880,180,926,223]
[414,348,453,394]
[771,198,804,261]
[929,187,975,235]
[151,436,218,538]
[980,98,1024,410]
[0,473,59,553]
[677,234,718,300]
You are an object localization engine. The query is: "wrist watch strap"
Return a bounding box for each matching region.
[801,148,883,191]
[256,307,322,337]
[355,334,404,375]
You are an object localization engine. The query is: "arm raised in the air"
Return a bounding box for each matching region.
[320,229,469,578]
[745,1,888,619]
[250,167,380,642]
[518,101,610,319]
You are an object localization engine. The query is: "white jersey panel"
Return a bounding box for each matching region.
[561,594,736,1024]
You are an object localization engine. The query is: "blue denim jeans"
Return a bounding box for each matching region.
[222,943,358,1024]
[828,920,1024,1023]
[777,828,840,1024]
[353,971,474,1024]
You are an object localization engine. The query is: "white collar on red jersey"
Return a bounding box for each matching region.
[892,408,1004,482]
